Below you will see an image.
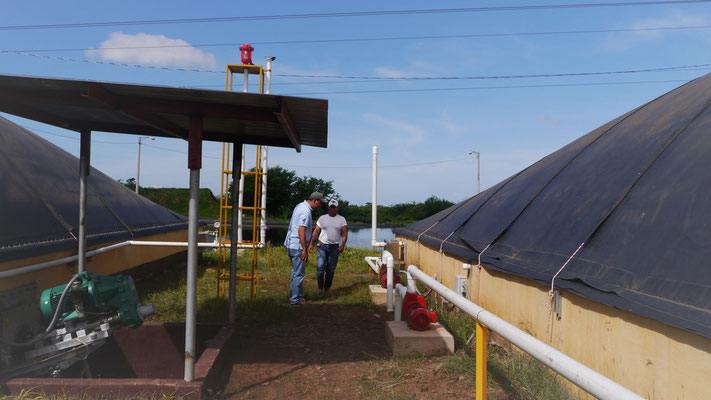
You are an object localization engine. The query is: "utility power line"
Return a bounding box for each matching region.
[0,1,708,30]
[7,25,711,53]
[282,79,688,95]
[1,50,707,82]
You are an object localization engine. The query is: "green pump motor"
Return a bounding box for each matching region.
[39,271,154,328]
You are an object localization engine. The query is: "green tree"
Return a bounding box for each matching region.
[229,165,338,219]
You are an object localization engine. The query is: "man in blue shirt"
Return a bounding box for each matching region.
[284,191,324,304]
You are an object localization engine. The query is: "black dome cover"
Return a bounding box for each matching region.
[0,116,187,262]
[396,74,711,339]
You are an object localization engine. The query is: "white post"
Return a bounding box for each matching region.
[237,147,245,244]
[371,146,386,247]
[260,57,275,245]
[383,250,394,312]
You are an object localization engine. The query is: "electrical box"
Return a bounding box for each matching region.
[385,241,404,265]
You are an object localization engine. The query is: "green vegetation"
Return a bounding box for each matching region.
[120,165,455,226]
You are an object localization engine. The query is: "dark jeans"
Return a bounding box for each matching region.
[316,243,340,291]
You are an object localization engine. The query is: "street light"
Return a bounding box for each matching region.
[468,150,480,194]
[136,136,154,194]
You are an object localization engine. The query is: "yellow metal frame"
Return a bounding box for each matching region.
[216,63,266,309]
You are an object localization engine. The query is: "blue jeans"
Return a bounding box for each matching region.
[317,244,340,291]
[287,247,306,304]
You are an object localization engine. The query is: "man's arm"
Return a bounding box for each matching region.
[308,226,321,252]
[298,225,309,261]
[339,225,348,253]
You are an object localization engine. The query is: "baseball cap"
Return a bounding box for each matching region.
[309,192,324,201]
[328,199,339,207]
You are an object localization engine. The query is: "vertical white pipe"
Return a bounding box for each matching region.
[243,69,248,93]
[394,283,407,322]
[184,168,200,382]
[384,250,394,312]
[406,271,416,293]
[261,57,274,245]
[372,146,378,246]
[237,145,245,244]
[78,130,91,273]
[260,146,268,244]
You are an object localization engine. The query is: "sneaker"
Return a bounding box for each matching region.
[291,298,308,305]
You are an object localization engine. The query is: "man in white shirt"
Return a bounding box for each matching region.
[308,199,348,294]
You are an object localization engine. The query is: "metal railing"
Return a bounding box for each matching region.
[406,265,644,400]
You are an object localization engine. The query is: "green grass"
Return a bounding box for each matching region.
[136,246,378,326]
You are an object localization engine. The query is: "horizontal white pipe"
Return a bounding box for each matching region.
[371,240,387,248]
[407,265,644,400]
[1,240,263,279]
[364,256,380,275]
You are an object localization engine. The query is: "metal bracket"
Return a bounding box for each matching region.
[553,290,562,319]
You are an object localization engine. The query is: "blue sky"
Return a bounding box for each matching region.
[1,1,710,205]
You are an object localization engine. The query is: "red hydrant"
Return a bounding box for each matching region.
[402,292,437,331]
[379,266,401,288]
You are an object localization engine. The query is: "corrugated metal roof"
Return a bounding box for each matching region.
[0,74,328,151]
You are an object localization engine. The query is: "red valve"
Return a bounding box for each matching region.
[379,266,401,289]
[402,292,437,331]
[239,44,254,65]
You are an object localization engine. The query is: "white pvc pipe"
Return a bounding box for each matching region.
[383,250,394,312]
[394,283,407,322]
[0,240,262,280]
[364,256,380,274]
[260,146,268,245]
[407,265,644,400]
[371,146,386,248]
[237,145,245,244]
[406,270,416,293]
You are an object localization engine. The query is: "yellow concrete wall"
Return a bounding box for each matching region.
[0,229,188,294]
[401,237,711,400]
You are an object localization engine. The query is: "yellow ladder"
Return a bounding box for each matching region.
[216,63,266,308]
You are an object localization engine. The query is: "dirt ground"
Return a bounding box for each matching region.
[220,303,478,400]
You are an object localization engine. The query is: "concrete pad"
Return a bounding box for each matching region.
[369,284,388,306]
[385,321,454,356]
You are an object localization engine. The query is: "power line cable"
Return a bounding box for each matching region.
[8,24,711,53]
[0,1,708,30]
[1,50,707,82]
[281,79,689,95]
[280,156,474,169]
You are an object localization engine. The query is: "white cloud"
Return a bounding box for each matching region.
[85,32,217,69]
[604,12,709,50]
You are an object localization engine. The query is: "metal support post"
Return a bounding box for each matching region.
[78,129,91,273]
[476,321,488,400]
[228,143,243,324]
[185,116,203,382]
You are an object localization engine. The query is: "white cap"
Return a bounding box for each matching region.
[328,199,339,207]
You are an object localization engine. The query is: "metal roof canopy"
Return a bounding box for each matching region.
[0,74,328,382]
[0,74,329,152]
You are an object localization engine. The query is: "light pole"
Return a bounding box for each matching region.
[468,150,480,194]
[136,136,154,194]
